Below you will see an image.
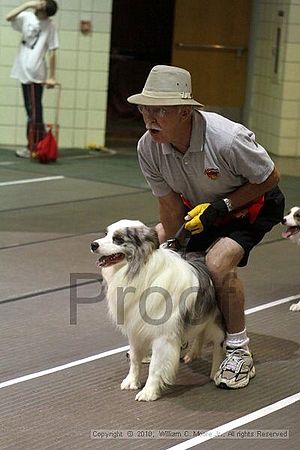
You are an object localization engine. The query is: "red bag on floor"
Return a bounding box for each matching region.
[35,126,58,163]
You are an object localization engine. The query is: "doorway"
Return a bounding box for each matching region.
[105,0,252,145]
[172,0,251,121]
[106,0,175,145]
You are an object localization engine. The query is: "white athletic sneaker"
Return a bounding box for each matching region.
[214,347,256,389]
[16,148,31,158]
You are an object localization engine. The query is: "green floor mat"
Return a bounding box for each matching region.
[0,148,148,189]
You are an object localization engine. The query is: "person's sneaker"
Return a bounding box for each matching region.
[16,148,31,158]
[214,347,255,389]
[126,340,189,364]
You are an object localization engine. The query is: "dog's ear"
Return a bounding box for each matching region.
[125,225,159,250]
[146,228,160,250]
[123,226,159,281]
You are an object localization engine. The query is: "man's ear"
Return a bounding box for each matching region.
[180,106,193,121]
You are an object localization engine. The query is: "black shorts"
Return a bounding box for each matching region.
[186,186,285,267]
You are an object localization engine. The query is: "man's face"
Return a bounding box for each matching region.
[35,1,48,19]
[138,105,184,144]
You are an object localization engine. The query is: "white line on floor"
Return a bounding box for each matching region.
[166,392,300,449]
[245,294,300,315]
[1,293,299,391]
[0,176,65,186]
[0,345,129,389]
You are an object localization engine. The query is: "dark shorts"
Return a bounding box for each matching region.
[186,186,285,267]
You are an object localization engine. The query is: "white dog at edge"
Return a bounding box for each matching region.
[282,206,300,311]
[91,219,225,401]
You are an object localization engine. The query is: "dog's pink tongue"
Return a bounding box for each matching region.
[282,228,293,239]
[95,255,108,267]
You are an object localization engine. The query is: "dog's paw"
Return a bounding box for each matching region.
[290,302,300,312]
[121,376,141,390]
[183,350,200,364]
[183,354,192,364]
[135,387,160,401]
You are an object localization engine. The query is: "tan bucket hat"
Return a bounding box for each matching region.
[127,65,203,107]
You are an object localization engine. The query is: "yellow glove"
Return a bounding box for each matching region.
[184,200,229,234]
[184,203,211,234]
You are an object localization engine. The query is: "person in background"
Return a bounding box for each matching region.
[127,65,285,389]
[6,0,59,158]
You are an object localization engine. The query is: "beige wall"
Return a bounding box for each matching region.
[1,0,300,155]
[248,0,300,157]
[0,0,112,149]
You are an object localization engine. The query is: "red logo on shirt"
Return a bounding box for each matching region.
[205,168,220,179]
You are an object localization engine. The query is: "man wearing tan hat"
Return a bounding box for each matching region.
[128,65,285,389]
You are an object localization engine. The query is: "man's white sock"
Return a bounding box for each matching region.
[225,328,249,350]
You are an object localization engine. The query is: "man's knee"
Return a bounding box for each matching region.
[205,255,225,286]
[205,238,244,285]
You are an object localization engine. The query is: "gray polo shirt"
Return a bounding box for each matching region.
[137,110,274,206]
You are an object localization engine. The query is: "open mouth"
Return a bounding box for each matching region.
[96,253,125,268]
[282,226,300,239]
[146,124,162,135]
[149,128,160,135]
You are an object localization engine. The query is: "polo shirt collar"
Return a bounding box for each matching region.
[189,110,205,152]
[162,109,205,155]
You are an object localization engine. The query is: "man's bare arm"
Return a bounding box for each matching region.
[6,1,45,21]
[157,191,186,243]
[227,167,280,210]
[45,49,57,87]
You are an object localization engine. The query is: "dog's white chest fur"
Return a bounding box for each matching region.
[282,206,300,245]
[103,249,200,335]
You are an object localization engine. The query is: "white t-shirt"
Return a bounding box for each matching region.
[10,11,59,84]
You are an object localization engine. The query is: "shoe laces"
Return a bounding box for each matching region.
[221,348,250,372]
